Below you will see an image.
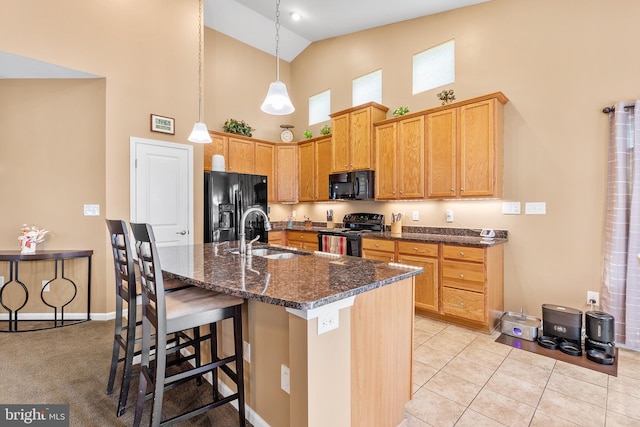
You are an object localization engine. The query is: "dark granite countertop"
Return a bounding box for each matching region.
[157,242,423,310]
[271,223,508,247]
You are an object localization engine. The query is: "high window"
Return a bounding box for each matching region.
[309,90,331,125]
[413,40,455,94]
[352,69,382,106]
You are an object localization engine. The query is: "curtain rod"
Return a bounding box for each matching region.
[602,104,635,114]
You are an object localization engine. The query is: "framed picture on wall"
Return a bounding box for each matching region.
[150,114,175,135]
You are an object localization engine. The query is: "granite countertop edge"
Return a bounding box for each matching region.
[271,223,508,247]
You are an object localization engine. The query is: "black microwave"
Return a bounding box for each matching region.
[329,170,375,200]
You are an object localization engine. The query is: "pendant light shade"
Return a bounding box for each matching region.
[261,81,295,115]
[188,0,212,143]
[188,122,212,143]
[261,0,295,115]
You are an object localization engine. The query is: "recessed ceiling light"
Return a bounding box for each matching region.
[290,12,301,21]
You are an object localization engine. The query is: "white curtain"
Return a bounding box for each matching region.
[602,100,640,349]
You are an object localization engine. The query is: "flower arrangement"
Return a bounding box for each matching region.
[18,224,49,254]
[437,89,456,105]
[304,130,313,139]
[320,125,332,135]
[393,106,410,117]
[223,118,255,137]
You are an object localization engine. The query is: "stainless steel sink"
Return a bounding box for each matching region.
[230,247,307,259]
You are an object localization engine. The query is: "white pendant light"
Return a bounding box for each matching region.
[261,0,295,115]
[188,0,212,143]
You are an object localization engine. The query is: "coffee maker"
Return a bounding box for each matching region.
[585,311,616,365]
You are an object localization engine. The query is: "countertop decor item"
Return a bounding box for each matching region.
[437,89,456,105]
[260,0,295,115]
[187,0,212,143]
[18,224,49,254]
[223,118,254,137]
[280,124,294,142]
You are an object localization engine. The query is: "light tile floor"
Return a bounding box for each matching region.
[405,315,640,427]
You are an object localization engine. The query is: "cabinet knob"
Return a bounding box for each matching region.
[375,243,379,247]
[459,251,464,256]
[450,188,455,193]
[399,191,403,194]
[460,187,465,191]
[459,274,465,279]
[459,302,465,307]
[413,247,418,251]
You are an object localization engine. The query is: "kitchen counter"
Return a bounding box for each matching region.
[273,223,508,247]
[157,242,421,310]
[156,242,419,427]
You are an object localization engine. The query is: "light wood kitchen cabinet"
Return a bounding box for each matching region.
[286,231,318,251]
[361,238,395,262]
[374,115,425,200]
[298,136,332,202]
[228,137,255,174]
[203,133,229,171]
[439,244,504,332]
[396,241,438,313]
[426,92,507,199]
[268,230,284,245]
[330,102,388,173]
[255,142,275,203]
[276,145,298,202]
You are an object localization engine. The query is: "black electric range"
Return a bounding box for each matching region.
[317,213,384,257]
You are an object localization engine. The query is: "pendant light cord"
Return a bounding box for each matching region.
[274,0,280,81]
[197,0,204,122]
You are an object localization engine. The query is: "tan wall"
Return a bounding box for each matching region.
[1,0,206,314]
[280,0,640,318]
[2,0,639,320]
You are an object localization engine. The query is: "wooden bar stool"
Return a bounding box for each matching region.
[105,219,191,417]
[130,222,246,427]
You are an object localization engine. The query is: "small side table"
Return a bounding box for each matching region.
[0,250,92,332]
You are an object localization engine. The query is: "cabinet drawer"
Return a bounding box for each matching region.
[442,260,485,292]
[362,238,395,252]
[287,231,317,242]
[442,287,485,323]
[442,245,484,262]
[397,241,438,257]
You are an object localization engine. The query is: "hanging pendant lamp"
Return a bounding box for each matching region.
[260,0,295,115]
[188,0,212,143]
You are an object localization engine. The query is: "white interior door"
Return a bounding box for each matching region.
[130,137,193,247]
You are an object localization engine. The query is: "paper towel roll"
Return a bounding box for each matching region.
[212,155,225,171]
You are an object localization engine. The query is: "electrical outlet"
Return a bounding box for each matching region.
[243,341,251,363]
[587,291,600,306]
[281,364,290,394]
[445,209,454,223]
[42,280,51,292]
[318,311,339,334]
[525,202,546,215]
[502,202,521,215]
[412,211,419,221]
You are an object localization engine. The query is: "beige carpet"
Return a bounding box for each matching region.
[0,320,249,426]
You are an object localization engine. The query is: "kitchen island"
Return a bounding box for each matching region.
[157,243,422,427]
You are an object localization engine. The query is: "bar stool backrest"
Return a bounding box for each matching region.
[130,222,165,332]
[106,219,136,303]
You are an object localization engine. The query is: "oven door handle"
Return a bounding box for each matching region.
[353,179,359,196]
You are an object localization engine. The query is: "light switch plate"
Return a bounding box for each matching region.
[412,211,419,221]
[525,202,546,215]
[502,202,521,215]
[83,204,100,216]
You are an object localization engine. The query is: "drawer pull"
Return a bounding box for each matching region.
[413,247,418,251]
[459,274,464,279]
[375,243,379,248]
[459,251,464,256]
[459,302,465,307]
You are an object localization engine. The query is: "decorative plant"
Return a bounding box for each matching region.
[223,118,255,137]
[393,106,410,117]
[437,89,456,105]
[320,125,332,135]
[18,224,49,249]
[304,129,313,139]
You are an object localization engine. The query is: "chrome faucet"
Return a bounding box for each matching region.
[238,207,271,256]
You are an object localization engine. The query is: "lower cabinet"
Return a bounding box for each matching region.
[268,230,285,245]
[361,238,395,262]
[286,231,318,251]
[362,238,504,333]
[396,241,439,314]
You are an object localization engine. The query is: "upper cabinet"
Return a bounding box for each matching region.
[203,133,229,172]
[330,102,388,173]
[426,93,507,199]
[255,142,275,203]
[374,115,425,200]
[276,144,298,203]
[228,137,255,174]
[298,135,332,202]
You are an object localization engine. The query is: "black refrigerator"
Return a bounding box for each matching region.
[204,171,268,244]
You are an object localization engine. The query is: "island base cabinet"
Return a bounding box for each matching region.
[244,277,414,427]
